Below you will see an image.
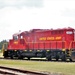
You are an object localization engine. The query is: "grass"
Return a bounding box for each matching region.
[0,52,3,57]
[0,59,75,75]
[0,52,75,75]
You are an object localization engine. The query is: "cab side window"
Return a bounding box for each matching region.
[13,36,18,40]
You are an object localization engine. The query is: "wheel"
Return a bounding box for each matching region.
[18,54,24,59]
[69,58,72,62]
[47,57,51,61]
[4,56,8,59]
[3,51,8,58]
[10,56,13,59]
[61,54,66,61]
[46,55,51,61]
[27,57,30,60]
[56,56,59,61]
[18,56,24,59]
[56,55,59,61]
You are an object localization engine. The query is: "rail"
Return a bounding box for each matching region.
[0,66,48,75]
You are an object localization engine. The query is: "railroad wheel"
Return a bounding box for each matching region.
[10,56,13,59]
[47,57,51,61]
[27,57,30,60]
[69,58,72,62]
[18,54,23,59]
[3,51,8,59]
[55,53,59,61]
[4,56,8,59]
[61,54,66,61]
[4,54,8,59]
[18,56,24,59]
[46,55,51,61]
[56,56,59,61]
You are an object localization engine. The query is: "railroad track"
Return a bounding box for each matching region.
[0,57,75,63]
[0,66,48,75]
[1,58,75,63]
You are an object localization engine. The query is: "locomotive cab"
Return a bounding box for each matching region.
[3,33,28,59]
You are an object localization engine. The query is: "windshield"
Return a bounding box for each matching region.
[66,31,73,34]
[13,35,18,40]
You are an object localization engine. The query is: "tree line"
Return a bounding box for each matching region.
[0,40,8,50]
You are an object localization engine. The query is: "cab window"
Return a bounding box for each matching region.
[66,31,73,34]
[20,36,23,39]
[13,35,18,40]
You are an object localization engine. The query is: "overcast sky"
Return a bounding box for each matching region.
[0,0,75,41]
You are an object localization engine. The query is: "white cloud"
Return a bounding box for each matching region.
[0,0,75,41]
[0,0,43,8]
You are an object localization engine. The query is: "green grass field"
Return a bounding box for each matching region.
[0,59,75,75]
[0,52,75,75]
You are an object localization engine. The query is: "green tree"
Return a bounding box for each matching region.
[0,40,8,50]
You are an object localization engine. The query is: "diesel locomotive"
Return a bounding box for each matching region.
[3,27,75,61]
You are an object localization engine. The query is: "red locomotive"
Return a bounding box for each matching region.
[3,27,75,61]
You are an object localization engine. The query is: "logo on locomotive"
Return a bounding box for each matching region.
[39,36,61,41]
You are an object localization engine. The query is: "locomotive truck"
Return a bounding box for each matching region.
[3,27,75,61]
